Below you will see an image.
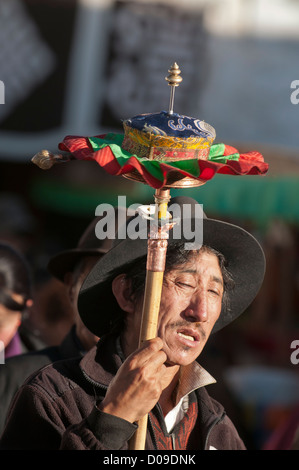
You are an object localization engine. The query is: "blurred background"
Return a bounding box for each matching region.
[0,0,299,449]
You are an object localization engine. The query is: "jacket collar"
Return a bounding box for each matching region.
[79,333,122,388]
[58,326,86,360]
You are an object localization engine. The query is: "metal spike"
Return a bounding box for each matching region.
[165,62,183,115]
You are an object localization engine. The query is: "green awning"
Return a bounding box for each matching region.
[30,174,299,229]
[168,175,299,228]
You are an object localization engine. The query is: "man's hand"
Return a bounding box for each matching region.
[98,337,167,423]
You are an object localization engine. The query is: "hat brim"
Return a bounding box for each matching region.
[48,248,107,282]
[78,216,265,337]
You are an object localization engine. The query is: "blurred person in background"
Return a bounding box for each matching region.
[0,243,40,359]
[0,209,125,435]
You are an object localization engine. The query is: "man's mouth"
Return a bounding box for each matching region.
[178,332,195,341]
[177,329,200,343]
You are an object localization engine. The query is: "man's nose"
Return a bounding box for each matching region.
[183,292,208,323]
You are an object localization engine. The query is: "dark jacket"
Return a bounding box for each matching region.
[0,333,245,450]
[0,326,85,435]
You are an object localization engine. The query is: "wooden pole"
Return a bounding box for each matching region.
[129,188,171,450]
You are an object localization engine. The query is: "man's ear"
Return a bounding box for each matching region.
[112,274,135,314]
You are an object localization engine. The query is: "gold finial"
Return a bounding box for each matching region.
[31,149,72,170]
[165,62,183,115]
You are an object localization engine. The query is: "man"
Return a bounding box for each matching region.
[0,213,118,434]
[0,197,265,450]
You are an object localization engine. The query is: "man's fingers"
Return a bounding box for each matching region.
[100,338,169,422]
[139,337,164,352]
[127,337,166,366]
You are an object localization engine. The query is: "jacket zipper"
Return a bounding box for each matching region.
[148,404,178,450]
[147,413,158,450]
[81,369,108,396]
[147,412,176,450]
[171,433,176,450]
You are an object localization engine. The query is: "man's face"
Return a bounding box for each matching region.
[131,249,224,367]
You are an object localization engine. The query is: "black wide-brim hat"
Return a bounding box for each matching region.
[78,196,265,337]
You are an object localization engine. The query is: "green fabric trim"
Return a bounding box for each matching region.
[167,159,201,177]
[88,135,239,178]
[89,133,124,150]
[208,142,240,163]
[90,135,164,181]
[208,142,226,159]
[89,134,130,166]
[208,153,240,163]
[89,135,202,180]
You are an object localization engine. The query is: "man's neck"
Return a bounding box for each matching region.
[157,365,181,416]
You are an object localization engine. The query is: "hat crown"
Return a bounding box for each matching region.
[79,207,128,252]
[76,218,113,253]
[78,218,102,250]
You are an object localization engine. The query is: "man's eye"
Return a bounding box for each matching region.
[208,289,220,296]
[177,281,195,289]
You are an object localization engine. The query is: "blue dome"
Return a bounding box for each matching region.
[123,111,216,140]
